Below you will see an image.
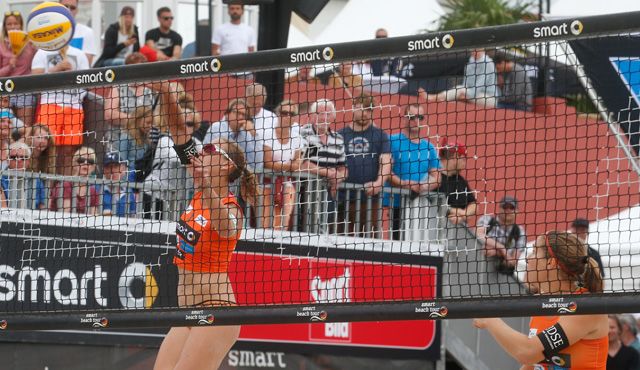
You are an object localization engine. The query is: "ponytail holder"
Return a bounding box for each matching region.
[582,256,590,264]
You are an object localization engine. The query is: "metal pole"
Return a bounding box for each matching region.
[195,0,199,56]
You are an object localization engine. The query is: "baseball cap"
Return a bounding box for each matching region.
[571,218,590,229]
[0,108,24,131]
[103,152,123,166]
[500,196,518,209]
[439,140,467,158]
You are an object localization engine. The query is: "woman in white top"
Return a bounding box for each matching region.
[262,100,306,230]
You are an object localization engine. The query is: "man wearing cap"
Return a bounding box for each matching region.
[570,218,605,278]
[101,152,136,217]
[434,138,476,224]
[476,195,527,273]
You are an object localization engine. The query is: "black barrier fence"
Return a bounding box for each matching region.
[0,11,639,94]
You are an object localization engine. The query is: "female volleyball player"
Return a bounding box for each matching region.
[474,231,607,369]
[152,82,260,370]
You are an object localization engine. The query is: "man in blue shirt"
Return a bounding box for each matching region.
[102,152,136,217]
[384,103,441,240]
[1,142,45,209]
[338,94,391,238]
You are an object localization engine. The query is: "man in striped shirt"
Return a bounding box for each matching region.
[300,99,348,198]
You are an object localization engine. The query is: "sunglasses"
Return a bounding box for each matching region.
[76,157,96,165]
[4,11,21,17]
[406,114,425,121]
[63,4,77,10]
[280,110,297,117]
[9,154,28,160]
[162,16,174,20]
[202,143,236,166]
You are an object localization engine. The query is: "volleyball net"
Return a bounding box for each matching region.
[0,11,639,331]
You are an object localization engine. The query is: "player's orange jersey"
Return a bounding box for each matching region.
[173,192,242,273]
[528,315,608,370]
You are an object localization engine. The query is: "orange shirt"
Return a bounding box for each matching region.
[528,315,608,370]
[173,192,242,273]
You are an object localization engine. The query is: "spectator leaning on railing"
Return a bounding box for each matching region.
[495,58,533,111]
[0,10,37,127]
[94,6,140,67]
[203,98,264,226]
[300,99,348,199]
[262,100,306,231]
[245,83,277,134]
[0,141,46,209]
[476,195,527,274]
[49,146,99,215]
[338,94,391,238]
[420,49,501,108]
[101,152,136,217]
[434,138,477,225]
[384,103,440,240]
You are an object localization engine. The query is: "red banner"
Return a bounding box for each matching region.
[229,252,439,351]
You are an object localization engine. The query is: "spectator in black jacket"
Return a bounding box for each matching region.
[94,6,139,67]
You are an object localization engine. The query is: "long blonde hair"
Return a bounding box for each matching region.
[118,16,134,37]
[26,124,56,174]
[126,106,159,146]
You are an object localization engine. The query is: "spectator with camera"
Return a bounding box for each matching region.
[476,196,527,274]
[94,6,140,67]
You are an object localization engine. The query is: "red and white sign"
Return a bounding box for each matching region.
[229,252,439,351]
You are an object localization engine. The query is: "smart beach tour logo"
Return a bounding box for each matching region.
[289,46,334,63]
[407,33,454,52]
[179,58,222,75]
[415,302,449,319]
[533,19,583,39]
[185,309,216,325]
[81,313,109,328]
[542,297,578,314]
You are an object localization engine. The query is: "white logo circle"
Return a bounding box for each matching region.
[442,34,455,49]
[105,69,115,83]
[322,47,334,61]
[4,79,14,92]
[210,58,222,72]
[570,20,583,36]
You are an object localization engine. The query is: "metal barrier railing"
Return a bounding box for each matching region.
[0,169,448,242]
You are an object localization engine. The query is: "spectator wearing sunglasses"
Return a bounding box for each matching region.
[383,103,440,240]
[59,0,97,65]
[337,94,391,238]
[434,138,477,225]
[49,146,99,215]
[145,7,182,61]
[0,10,37,126]
[262,100,306,230]
[0,141,46,209]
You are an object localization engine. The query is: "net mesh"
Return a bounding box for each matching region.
[0,17,639,326]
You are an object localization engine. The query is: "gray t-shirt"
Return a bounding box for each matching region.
[501,63,533,108]
[203,119,263,171]
[477,214,527,252]
[339,124,390,185]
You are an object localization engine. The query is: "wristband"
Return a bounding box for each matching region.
[173,138,199,165]
[537,323,570,359]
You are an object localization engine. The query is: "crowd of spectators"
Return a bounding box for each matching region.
[0,2,597,261]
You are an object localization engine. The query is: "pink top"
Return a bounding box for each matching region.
[0,39,37,77]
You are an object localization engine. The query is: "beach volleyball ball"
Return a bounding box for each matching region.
[26,2,75,51]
